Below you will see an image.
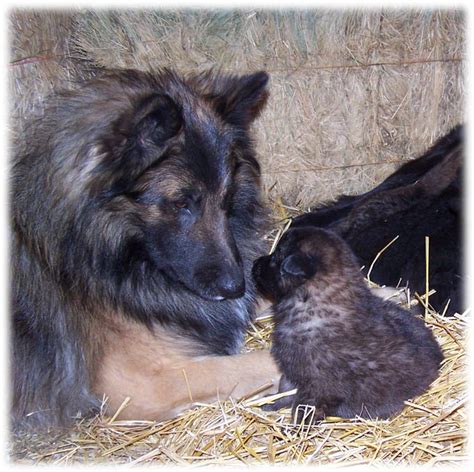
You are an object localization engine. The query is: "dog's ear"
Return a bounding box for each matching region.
[210,71,269,127]
[132,94,182,148]
[281,254,317,279]
[94,95,182,196]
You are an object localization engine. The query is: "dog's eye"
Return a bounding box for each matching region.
[174,200,188,210]
[172,193,202,214]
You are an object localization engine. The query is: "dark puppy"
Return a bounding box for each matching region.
[253,227,443,423]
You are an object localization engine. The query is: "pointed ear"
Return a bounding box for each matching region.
[211,71,269,127]
[132,94,182,147]
[281,254,317,279]
[98,94,182,194]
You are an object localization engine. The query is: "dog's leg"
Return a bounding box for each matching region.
[92,317,281,422]
[98,351,281,421]
[147,350,281,420]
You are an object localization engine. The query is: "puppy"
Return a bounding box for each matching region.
[252,227,443,423]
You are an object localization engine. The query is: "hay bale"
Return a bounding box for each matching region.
[69,9,465,206]
[9,9,464,205]
[8,11,94,138]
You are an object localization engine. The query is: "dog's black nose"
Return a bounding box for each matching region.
[195,264,245,300]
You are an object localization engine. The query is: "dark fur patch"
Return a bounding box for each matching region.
[292,126,463,315]
[253,227,443,423]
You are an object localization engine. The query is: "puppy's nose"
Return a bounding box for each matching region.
[252,255,270,283]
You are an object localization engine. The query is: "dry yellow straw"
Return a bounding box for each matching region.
[107,397,130,424]
[182,368,194,403]
[366,235,400,285]
[269,218,292,255]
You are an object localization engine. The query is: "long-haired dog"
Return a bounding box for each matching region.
[11,68,280,429]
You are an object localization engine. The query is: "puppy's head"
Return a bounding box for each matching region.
[252,227,356,301]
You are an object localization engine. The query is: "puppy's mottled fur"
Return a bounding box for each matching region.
[253,227,443,423]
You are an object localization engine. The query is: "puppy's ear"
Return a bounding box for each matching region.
[208,71,269,127]
[281,254,317,279]
[132,94,182,147]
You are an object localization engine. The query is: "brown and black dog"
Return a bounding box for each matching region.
[253,227,443,423]
[11,68,280,429]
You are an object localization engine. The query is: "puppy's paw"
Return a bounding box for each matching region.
[292,403,325,425]
[261,394,294,411]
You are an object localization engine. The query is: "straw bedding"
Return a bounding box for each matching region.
[10,212,468,466]
[10,299,468,466]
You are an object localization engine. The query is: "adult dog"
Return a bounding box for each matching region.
[11,68,280,429]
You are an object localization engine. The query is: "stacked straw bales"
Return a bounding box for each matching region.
[9,9,465,206]
[9,11,92,131]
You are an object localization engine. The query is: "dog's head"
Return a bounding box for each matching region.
[42,69,269,301]
[252,227,357,301]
